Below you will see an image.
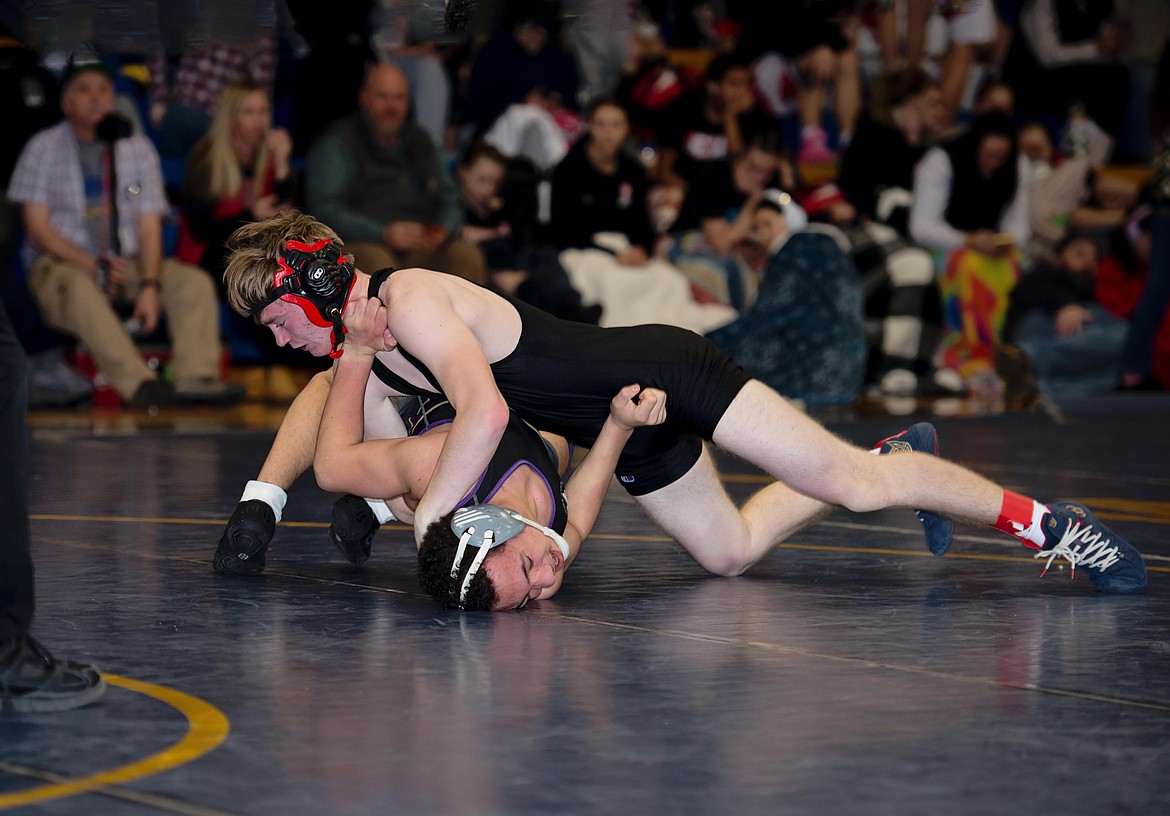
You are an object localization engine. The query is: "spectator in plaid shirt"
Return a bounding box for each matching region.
[7,54,244,408]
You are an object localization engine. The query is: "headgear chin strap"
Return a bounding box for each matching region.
[448,504,570,608]
[252,238,357,359]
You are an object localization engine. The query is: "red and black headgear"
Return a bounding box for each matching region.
[251,239,357,358]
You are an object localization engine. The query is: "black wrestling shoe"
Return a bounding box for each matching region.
[213,499,276,575]
[330,494,380,567]
[0,635,106,714]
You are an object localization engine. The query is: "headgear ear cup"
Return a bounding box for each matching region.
[254,239,357,358]
[304,260,344,311]
[287,241,347,305]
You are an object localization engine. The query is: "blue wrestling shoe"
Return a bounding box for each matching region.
[875,422,956,556]
[1036,502,1147,594]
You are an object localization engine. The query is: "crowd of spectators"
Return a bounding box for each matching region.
[1,0,1168,411]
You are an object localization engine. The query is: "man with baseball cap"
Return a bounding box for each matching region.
[6,47,244,408]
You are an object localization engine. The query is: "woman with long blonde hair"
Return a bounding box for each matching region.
[177,81,303,400]
[177,81,295,285]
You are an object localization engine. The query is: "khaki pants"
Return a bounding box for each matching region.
[347,238,487,287]
[28,256,222,398]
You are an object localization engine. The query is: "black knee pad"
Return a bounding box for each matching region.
[212,500,276,576]
[329,494,380,567]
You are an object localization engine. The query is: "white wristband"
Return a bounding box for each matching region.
[241,480,288,523]
[365,498,396,524]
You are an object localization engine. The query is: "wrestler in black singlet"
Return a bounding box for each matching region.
[369,270,750,496]
[399,395,569,534]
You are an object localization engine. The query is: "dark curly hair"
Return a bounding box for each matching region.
[418,511,500,611]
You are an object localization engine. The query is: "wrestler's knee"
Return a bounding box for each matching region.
[697,550,757,578]
[675,527,759,577]
[833,456,904,514]
[800,449,895,514]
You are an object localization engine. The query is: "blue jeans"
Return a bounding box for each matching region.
[1015,304,1128,395]
[1116,63,1156,163]
[1120,205,1170,378]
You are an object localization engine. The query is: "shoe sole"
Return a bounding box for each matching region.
[330,497,377,567]
[213,529,269,576]
[330,527,372,567]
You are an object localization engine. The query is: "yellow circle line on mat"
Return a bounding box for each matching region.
[0,674,229,809]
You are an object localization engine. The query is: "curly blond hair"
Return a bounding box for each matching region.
[223,209,352,317]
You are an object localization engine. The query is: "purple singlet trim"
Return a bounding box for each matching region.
[419,416,558,528]
[417,417,453,434]
[465,460,557,528]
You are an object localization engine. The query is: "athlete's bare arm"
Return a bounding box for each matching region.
[377,271,514,544]
[314,298,430,504]
[539,385,667,600]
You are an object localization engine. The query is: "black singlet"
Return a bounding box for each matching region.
[373,291,750,496]
[399,395,569,534]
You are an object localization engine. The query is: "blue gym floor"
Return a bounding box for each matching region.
[3,395,1169,815]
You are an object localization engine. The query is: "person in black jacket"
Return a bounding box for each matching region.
[457,140,598,323]
[1006,231,1128,394]
[837,66,932,236]
[550,97,656,267]
[825,66,961,397]
[462,0,579,134]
